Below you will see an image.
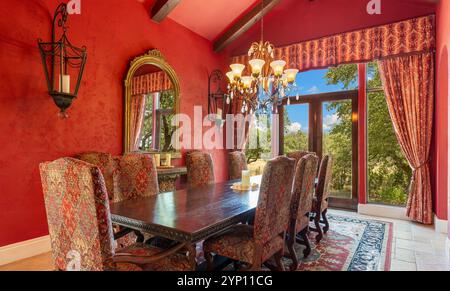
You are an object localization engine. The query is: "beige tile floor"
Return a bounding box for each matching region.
[1,209,449,271]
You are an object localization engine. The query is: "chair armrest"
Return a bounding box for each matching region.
[112,242,188,265]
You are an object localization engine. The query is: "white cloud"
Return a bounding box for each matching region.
[307,86,320,94]
[323,114,340,131]
[286,122,302,134]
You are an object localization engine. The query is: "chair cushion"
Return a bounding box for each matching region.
[117,243,194,271]
[203,225,284,264]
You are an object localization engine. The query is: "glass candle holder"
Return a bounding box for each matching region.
[242,170,251,187]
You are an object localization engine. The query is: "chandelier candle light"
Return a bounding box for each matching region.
[226,1,299,114]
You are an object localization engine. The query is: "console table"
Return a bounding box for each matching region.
[157,167,187,193]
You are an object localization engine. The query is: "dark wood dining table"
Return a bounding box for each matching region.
[110,176,262,268]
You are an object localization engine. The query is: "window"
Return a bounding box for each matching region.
[139,89,176,153]
[284,104,309,154]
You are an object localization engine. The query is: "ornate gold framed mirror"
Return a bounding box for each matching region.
[124,49,181,157]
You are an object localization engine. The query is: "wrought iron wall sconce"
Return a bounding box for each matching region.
[38,3,87,118]
[208,70,229,128]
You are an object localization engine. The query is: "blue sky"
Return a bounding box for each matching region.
[285,69,348,134]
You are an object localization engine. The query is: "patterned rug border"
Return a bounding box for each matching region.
[328,214,394,271]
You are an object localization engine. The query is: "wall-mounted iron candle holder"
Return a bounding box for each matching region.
[208,70,229,127]
[38,3,87,118]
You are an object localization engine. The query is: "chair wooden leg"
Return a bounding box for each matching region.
[314,214,323,243]
[297,229,311,258]
[274,250,285,271]
[205,252,214,271]
[287,235,298,271]
[322,209,329,234]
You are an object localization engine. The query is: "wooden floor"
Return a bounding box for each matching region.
[1,210,449,271]
[0,252,53,271]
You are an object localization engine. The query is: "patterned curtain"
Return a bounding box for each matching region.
[131,71,172,95]
[129,94,147,151]
[378,53,434,224]
[231,15,435,73]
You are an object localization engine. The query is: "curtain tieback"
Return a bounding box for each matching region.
[413,160,430,171]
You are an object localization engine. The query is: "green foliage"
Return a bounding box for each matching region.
[325,62,411,206]
[284,110,308,153]
[139,90,176,153]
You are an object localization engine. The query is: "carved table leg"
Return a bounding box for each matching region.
[186,243,198,271]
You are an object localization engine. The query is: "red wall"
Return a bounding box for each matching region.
[436,0,450,233]
[0,0,229,247]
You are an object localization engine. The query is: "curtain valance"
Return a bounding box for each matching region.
[131,71,172,95]
[232,15,435,72]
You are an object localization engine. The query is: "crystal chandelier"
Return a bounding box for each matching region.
[226,2,299,114]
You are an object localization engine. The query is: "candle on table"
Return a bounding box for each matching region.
[242,170,251,188]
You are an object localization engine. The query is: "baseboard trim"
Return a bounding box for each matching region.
[435,216,448,234]
[358,204,411,221]
[0,236,51,266]
[446,238,450,259]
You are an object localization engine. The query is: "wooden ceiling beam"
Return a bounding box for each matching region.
[213,0,281,53]
[151,0,181,23]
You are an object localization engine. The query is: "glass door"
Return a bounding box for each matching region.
[280,91,358,210]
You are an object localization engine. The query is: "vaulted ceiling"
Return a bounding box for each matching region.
[144,0,437,54]
[169,0,258,41]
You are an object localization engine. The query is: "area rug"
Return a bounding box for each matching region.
[287,214,393,271]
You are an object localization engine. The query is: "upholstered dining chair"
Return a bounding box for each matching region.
[287,154,319,271]
[77,152,160,249]
[186,151,215,188]
[114,153,160,202]
[287,151,315,166]
[310,155,333,243]
[76,152,118,201]
[39,158,193,271]
[228,151,248,180]
[204,156,296,271]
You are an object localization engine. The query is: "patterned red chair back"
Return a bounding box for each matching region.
[114,153,159,203]
[39,158,115,271]
[316,155,333,212]
[228,151,248,180]
[186,152,215,188]
[290,154,319,226]
[287,151,315,166]
[76,152,118,201]
[254,156,296,244]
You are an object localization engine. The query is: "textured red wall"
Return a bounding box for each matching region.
[0,0,229,247]
[436,0,450,231]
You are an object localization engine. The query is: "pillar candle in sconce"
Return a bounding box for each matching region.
[216,108,223,120]
[59,74,71,93]
[242,170,251,187]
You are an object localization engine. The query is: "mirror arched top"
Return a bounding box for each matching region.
[124,49,181,156]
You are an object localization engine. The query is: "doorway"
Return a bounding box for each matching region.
[280,90,359,210]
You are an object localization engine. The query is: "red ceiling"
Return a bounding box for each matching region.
[168,0,258,41]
